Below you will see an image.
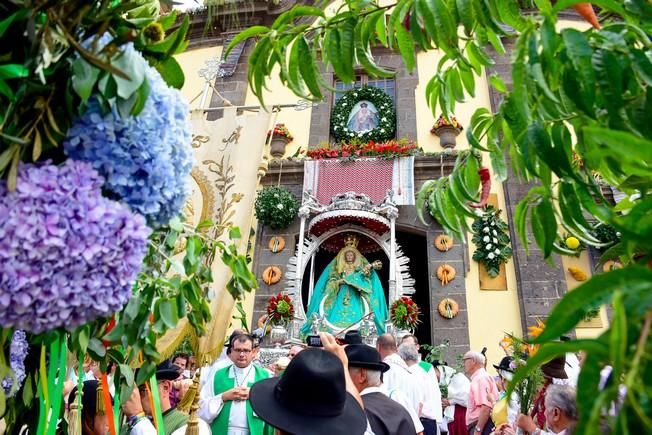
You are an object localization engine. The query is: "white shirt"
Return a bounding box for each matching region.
[128,418,156,435]
[408,363,443,421]
[199,363,256,434]
[381,354,426,432]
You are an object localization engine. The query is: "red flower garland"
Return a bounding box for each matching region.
[266,293,294,324]
[390,296,421,331]
[306,139,418,160]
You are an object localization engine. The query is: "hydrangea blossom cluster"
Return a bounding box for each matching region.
[0,161,151,333]
[1,330,28,398]
[64,49,193,227]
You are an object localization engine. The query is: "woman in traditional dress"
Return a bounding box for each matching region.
[301,235,388,336]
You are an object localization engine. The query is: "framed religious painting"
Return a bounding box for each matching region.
[331,86,396,143]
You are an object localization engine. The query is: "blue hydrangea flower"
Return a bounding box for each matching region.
[1,330,28,397]
[64,56,193,227]
[0,161,151,333]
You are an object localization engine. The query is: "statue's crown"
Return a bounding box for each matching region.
[344,235,359,248]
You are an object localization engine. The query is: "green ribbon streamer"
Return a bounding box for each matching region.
[77,352,84,433]
[113,382,121,433]
[47,334,68,435]
[149,373,165,435]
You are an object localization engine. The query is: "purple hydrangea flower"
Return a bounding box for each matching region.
[0,161,151,333]
[2,330,28,397]
[64,51,193,227]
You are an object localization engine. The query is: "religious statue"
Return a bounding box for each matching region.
[347,101,378,133]
[301,235,388,336]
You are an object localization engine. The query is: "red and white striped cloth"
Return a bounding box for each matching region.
[303,157,414,205]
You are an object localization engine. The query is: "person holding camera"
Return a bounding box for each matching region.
[249,332,375,435]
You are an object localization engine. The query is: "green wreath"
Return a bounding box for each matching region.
[331,86,396,143]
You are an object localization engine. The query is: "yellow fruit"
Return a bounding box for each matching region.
[565,236,580,250]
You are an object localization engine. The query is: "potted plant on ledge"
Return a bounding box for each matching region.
[268,123,294,158]
[431,115,463,148]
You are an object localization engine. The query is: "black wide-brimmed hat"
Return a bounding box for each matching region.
[541,356,568,379]
[343,330,363,345]
[431,359,448,368]
[250,348,367,435]
[158,359,183,381]
[345,344,390,373]
[493,356,515,373]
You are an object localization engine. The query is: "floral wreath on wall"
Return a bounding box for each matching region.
[471,206,513,277]
[331,86,396,143]
[255,186,300,229]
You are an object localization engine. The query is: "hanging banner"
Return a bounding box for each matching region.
[303,156,415,205]
[157,107,271,362]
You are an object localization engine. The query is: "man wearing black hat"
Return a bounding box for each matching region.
[345,344,418,435]
[199,333,272,435]
[248,332,373,435]
[342,330,364,345]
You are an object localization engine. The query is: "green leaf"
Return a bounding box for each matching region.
[87,338,106,358]
[112,47,146,100]
[535,267,652,342]
[297,37,323,100]
[458,64,476,97]
[395,22,416,71]
[583,126,652,163]
[561,29,596,109]
[71,59,101,103]
[119,364,135,387]
[488,74,507,92]
[159,299,179,328]
[609,291,626,382]
[0,64,29,79]
[0,9,27,38]
[155,57,184,89]
[77,326,90,355]
[225,26,270,57]
[534,199,556,258]
[416,180,437,225]
[229,227,242,240]
[456,0,474,36]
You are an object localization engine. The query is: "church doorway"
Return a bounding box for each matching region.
[299,229,430,344]
[395,229,431,346]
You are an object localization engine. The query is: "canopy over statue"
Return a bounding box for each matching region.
[301,235,388,336]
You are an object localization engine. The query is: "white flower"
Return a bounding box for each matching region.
[493,237,498,243]
[483,236,490,242]
[483,227,490,233]
[486,244,493,250]
[334,126,338,130]
[381,129,385,132]
[349,133,354,136]
[341,123,345,126]
[494,249,501,255]
[492,230,497,236]
[274,193,280,198]
[382,117,387,121]
[491,221,496,226]
[353,93,358,96]
[488,253,495,260]
[277,203,284,210]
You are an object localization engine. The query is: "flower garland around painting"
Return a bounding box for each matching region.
[471,206,513,277]
[390,297,421,331]
[266,293,295,325]
[306,138,418,160]
[331,86,396,143]
[255,186,300,229]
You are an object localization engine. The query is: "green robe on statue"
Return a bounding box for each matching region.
[210,364,273,435]
[301,240,388,336]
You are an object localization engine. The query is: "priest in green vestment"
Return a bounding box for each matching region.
[301,235,389,336]
[199,333,274,435]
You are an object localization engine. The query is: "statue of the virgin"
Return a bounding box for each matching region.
[301,235,388,336]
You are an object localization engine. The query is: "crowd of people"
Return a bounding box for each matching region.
[65,330,583,435]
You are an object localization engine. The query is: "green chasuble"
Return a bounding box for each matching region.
[162,408,188,435]
[210,364,273,435]
[418,360,432,374]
